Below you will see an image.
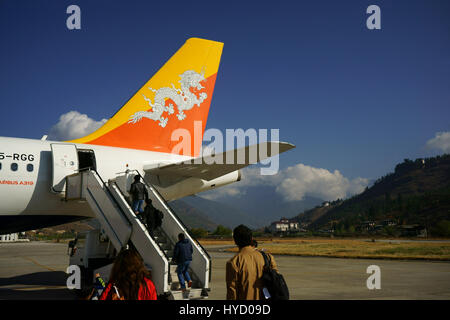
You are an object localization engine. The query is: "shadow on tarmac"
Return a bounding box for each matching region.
[0,271,67,286]
[0,271,75,300]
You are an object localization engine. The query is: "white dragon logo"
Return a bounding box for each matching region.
[128,70,207,127]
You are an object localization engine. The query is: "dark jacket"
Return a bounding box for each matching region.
[143,204,163,229]
[173,239,193,264]
[130,181,148,200]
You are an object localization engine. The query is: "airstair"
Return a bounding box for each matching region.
[65,169,211,300]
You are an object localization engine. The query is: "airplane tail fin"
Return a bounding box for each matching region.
[69,38,223,157]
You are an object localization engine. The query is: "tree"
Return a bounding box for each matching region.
[434,220,450,237]
[212,225,232,237]
[384,225,396,236]
[347,225,356,234]
[190,228,208,238]
[397,193,403,210]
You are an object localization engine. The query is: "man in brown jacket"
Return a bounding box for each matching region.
[226,224,277,300]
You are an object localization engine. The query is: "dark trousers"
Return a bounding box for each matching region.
[176,260,191,289]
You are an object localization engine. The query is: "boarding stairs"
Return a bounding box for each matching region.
[65,169,211,300]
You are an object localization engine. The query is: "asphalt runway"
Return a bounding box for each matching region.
[0,242,449,300]
[0,242,73,300]
[206,247,450,300]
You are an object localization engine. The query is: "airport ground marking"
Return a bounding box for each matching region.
[22,256,57,272]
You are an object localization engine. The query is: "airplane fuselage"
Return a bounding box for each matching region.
[0,136,239,233]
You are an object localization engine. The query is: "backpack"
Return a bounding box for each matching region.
[260,251,289,300]
[155,209,163,227]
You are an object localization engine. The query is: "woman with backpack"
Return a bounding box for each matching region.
[99,247,157,300]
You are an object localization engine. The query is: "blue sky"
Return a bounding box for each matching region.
[1,0,449,186]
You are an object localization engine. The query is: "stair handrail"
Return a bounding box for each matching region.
[107,180,172,262]
[129,170,213,287]
[66,169,170,262]
[79,169,132,251]
[128,170,212,262]
[65,169,133,227]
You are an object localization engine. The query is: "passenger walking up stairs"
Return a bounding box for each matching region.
[65,169,211,300]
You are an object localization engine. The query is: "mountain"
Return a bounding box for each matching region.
[216,185,324,227]
[171,186,324,230]
[175,196,261,229]
[168,199,219,231]
[293,200,343,227]
[293,154,450,235]
[192,185,324,228]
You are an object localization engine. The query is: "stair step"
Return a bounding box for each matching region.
[76,171,210,301]
[170,288,204,300]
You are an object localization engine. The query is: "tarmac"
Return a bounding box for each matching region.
[0,242,449,300]
[0,242,73,299]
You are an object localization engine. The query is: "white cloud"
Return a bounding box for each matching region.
[199,164,369,202]
[200,186,244,201]
[275,164,368,201]
[426,131,450,153]
[48,111,108,141]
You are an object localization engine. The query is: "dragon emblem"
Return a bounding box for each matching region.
[128,70,207,127]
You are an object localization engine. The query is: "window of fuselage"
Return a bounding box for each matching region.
[27,164,34,172]
[11,163,18,171]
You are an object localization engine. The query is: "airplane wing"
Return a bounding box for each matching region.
[143,141,295,181]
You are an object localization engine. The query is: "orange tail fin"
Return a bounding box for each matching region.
[69,38,223,157]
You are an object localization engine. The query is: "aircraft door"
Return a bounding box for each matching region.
[51,144,79,193]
